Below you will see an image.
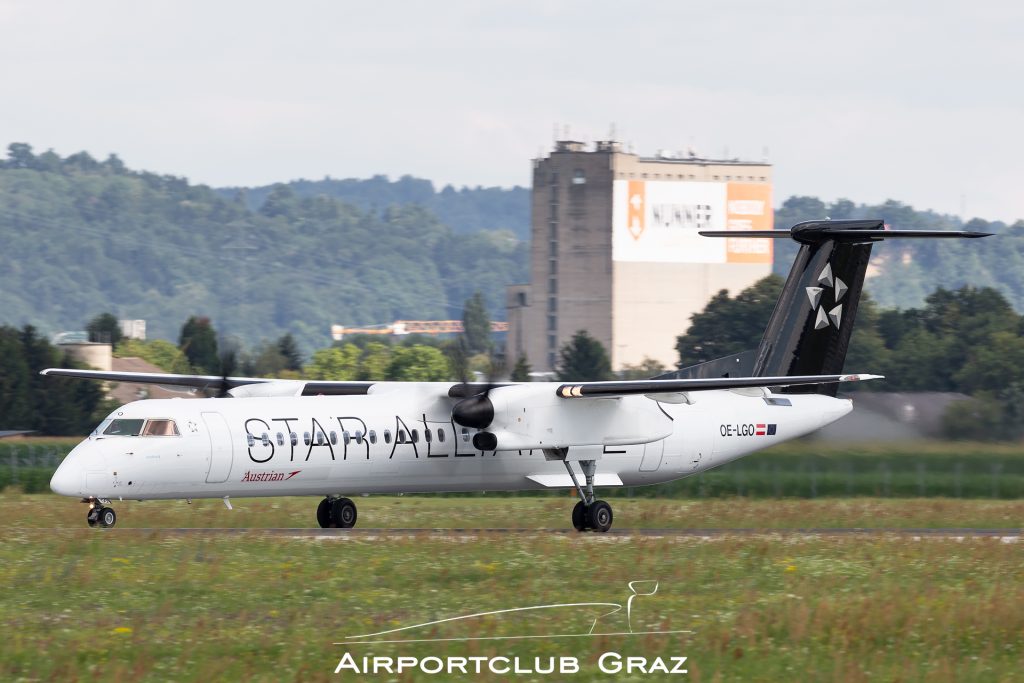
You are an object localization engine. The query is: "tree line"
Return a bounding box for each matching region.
[0,326,106,435]
[676,277,1024,440]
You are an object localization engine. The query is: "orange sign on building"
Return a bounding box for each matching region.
[626,180,645,240]
[725,182,773,263]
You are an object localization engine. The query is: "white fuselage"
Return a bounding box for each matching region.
[50,383,852,501]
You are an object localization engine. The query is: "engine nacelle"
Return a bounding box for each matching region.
[460,383,672,451]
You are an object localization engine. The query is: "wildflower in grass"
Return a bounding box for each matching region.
[785,565,797,572]
[112,627,132,634]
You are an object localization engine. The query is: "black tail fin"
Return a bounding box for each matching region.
[700,220,990,395]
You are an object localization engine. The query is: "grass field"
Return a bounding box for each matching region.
[2,495,1023,682]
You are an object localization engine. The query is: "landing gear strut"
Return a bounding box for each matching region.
[85,498,117,528]
[317,496,358,529]
[564,459,613,533]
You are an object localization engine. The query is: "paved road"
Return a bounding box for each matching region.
[40,527,1023,538]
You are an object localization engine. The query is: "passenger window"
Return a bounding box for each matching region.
[411,429,419,444]
[355,430,364,444]
[398,429,406,443]
[330,431,338,445]
[261,433,270,447]
[277,432,285,446]
[247,434,255,447]
[316,431,325,446]
[461,427,470,442]
[368,430,377,444]
[343,431,351,445]
[142,419,179,436]
[383,429,392,444]
[303,432,311,446]
[290,432,298,447]
[425,428,432,443]
[104,419,144,436]
[438,428,445,443]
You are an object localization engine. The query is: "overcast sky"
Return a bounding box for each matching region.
[2,1,1021,222]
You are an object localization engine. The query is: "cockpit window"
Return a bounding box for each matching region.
[104,419,145,436]
[142,419,180,437]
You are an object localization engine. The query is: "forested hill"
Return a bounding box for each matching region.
[218,176,531,240]
[2,142,1023,356]
[773,197,1024,311]
[0,144,527,353]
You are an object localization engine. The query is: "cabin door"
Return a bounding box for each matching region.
[203,412,234,483]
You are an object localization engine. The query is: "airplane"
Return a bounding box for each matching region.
[43,219,989,531]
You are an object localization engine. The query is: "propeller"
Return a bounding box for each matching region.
[448,334,501,430]
[215,345,238,398]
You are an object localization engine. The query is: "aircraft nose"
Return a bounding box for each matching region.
[50,457,83,497]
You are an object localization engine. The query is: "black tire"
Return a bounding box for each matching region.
[98,507,117,529]
[331,497,358,528]
[587,500,613,532]
[87,508,99,528]
[316,498,333,528]
[571,501,588,531]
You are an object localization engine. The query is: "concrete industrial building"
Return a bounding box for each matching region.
[507,140,774,374]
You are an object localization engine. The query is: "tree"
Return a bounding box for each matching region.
[115,339,191,374]
[358,342,393,380]
[510,354,532,382]
[675,275,783,368]
[557,330,612,381]
[386,344,452,381]
[179,317,219,374]
[86,312,122,346]
[461,291,492,355]
[0,325,103,434]
[618,357,667,380]
[6,142,35,169]
[305,344,362,380]
[277,333,303,372]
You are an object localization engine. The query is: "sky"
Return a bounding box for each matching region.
[2,0,1022,222]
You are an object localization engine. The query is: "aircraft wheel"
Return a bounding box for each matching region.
[571,501,589,531]
[587,500,613,533]
[331,497,357,529]
[97,507,117,529]
[316,498,333,528]
[86,508,99,528]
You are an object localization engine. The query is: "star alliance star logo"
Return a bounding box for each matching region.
[806,263,847,330]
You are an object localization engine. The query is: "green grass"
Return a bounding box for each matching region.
[2,496,1022,682]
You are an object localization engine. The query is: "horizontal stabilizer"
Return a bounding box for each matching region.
[700,219,991,244]
[556,373,883,399]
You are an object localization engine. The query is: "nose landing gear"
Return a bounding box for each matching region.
[84,499,117,528]
[316,496,358,529]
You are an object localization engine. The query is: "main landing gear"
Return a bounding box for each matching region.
[84,498,117,528]
[564,458,613,533]
[316,496,358,529]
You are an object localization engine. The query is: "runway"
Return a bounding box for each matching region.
[41,527,1023,539]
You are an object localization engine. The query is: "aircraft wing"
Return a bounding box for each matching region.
[39,368,375,396]
[554,373,882,398]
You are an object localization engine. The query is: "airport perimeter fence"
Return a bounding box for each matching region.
[2,441,1023,498]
